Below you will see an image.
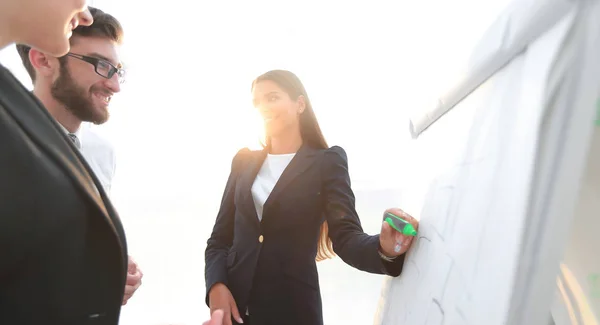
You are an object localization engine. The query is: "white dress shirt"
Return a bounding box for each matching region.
[58,123,116,195]
[251,153,295,221]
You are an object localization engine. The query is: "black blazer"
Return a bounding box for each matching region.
[0,64,128,325]
[205,144,406,325]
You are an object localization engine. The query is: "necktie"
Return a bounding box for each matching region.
[68,133,81,149]
[67,132,98,194]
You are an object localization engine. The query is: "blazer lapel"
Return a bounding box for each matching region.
[235,144,320,226]
[0,66,123,249]
[237,148,267,227]
[262,144,319,222]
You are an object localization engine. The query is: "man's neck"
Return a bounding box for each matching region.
[0,5,16,51]
[33,86,82,133]
[0,30,14,53]
[0,34,11,53]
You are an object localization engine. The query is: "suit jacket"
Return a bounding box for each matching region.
[205,144,406,325]
[0,64,128,325]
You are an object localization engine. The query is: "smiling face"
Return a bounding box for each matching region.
[12,0,92,56]
[252,80,305,139]
[50,36,122,125]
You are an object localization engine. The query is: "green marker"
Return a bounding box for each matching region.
[384,212,417,236]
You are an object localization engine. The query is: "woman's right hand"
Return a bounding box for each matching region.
[209,283,243,325]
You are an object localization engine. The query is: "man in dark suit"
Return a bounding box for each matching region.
[0,57,128,324]
[0,6,130,325]
[15,6,143,307]
[0,2,230,324]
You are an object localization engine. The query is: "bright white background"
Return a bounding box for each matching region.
[0,1,513,324]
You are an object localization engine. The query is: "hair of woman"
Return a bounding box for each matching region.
[252,69,335,261]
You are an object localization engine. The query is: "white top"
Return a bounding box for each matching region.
[58,123,117,195]
[251,153,295,221]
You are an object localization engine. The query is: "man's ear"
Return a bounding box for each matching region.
[29,49,60,79]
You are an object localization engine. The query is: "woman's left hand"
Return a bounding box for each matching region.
[379,208,419,257]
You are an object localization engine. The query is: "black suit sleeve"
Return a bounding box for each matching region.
[0,168,32,278]
[322,146,405,276]
[204,148,248,306]
[0,111,43,279]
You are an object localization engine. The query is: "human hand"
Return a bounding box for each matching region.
[122,255,143,305]
[379,208,419,257]
[202,309,225,325]
[208,283,243,325]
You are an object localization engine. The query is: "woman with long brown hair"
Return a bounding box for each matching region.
[205,69,418,325]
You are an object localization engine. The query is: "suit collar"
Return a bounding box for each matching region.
[56,121,83,138]
[239,143,320,225]
[264,144,318,209]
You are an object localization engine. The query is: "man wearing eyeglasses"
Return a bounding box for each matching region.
[16,6,142,307]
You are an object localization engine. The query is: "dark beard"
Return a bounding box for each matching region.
[50,64,109,125]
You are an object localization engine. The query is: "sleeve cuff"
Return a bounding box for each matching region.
[378,249,399,262]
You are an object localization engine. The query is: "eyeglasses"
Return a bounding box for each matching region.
[66,53,126,84]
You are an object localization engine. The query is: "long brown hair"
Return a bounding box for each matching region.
[252,70,335,261]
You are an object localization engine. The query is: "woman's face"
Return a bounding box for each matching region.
[13,0,92,56]
[252,80,304,138]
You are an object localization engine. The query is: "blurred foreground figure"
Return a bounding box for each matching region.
[0,1,223,324]
[0,0,130,323]
[16,6,143,307]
